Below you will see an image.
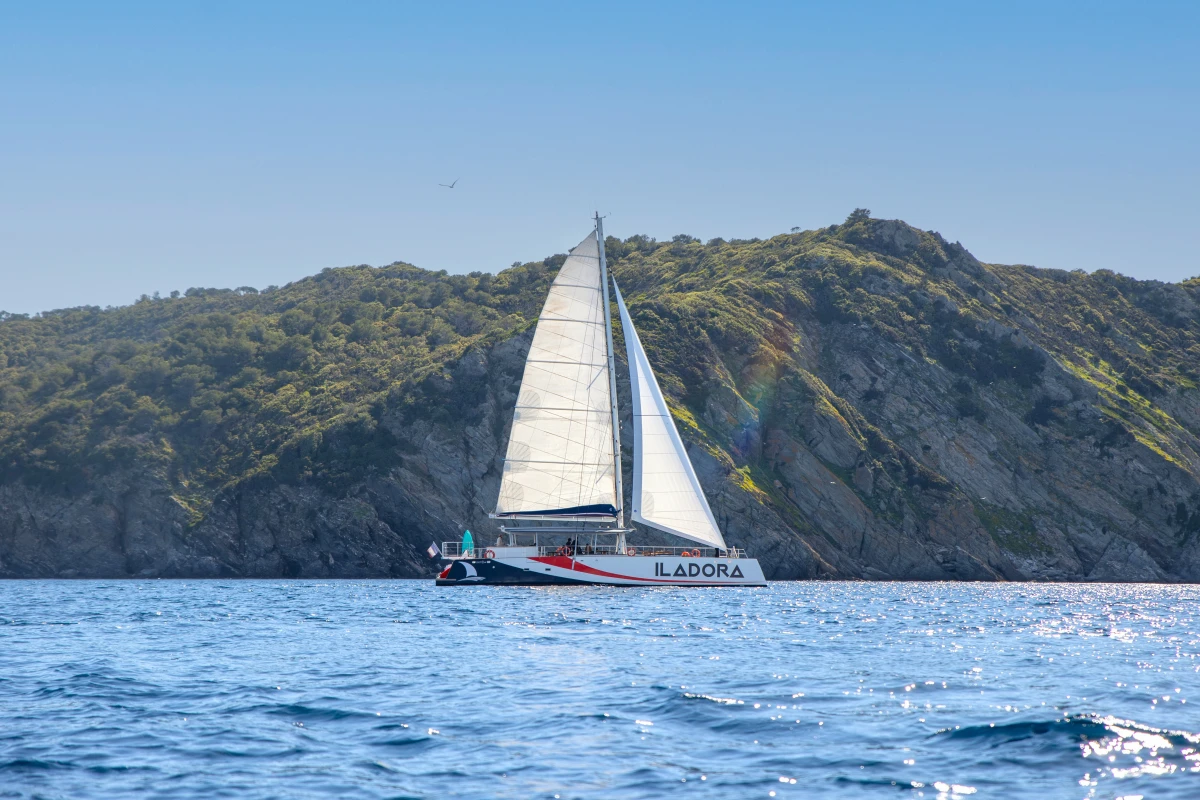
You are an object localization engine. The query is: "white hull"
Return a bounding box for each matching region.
[437,552,766,587]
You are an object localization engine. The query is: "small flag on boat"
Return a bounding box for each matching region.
[427,542,441,559]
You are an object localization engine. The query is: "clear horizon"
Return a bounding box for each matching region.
[2,1,1198,315]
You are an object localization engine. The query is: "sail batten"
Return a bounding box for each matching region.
[614,281,727,549]
[493,232,618,520]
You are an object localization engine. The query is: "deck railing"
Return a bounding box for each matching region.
[440,542,746,559]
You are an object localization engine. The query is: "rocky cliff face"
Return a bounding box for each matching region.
[3,216,1199,580]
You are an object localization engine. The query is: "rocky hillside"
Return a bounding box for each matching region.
[3,211,1200,581]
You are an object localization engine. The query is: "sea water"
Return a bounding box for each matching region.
[0,581,1197,799]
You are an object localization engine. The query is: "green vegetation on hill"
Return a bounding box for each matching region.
[605,215,1199,465]
[0,260,560,509]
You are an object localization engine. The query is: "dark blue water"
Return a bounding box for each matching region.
[1,582,1198,799]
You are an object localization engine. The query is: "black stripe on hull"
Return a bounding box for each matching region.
[436,559,590,586]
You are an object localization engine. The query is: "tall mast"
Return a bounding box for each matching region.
[596,212,624,528]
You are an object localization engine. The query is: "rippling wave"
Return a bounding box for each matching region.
[1,581,1198,798]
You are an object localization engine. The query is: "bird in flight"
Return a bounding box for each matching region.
[439,179,459,189]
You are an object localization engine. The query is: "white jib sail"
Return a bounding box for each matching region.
[494,232,618,519]
[613,281,727,549]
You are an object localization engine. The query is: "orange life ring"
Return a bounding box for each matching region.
[626,546,637,556]
[484,549,496,559]
[681,551,692,558]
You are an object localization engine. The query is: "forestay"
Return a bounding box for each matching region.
[613,281,727,548]
[493,233,618,519]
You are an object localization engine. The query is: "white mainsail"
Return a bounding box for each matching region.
[493,233,618,519]
[613,281,727,549]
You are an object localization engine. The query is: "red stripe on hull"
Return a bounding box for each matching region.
[529,556,748,585]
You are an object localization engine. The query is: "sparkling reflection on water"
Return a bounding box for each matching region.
[0,581,1198,798]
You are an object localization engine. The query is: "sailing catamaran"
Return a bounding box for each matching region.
[436,215,766,586]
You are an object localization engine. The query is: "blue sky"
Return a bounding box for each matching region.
[2,1,1198,314]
